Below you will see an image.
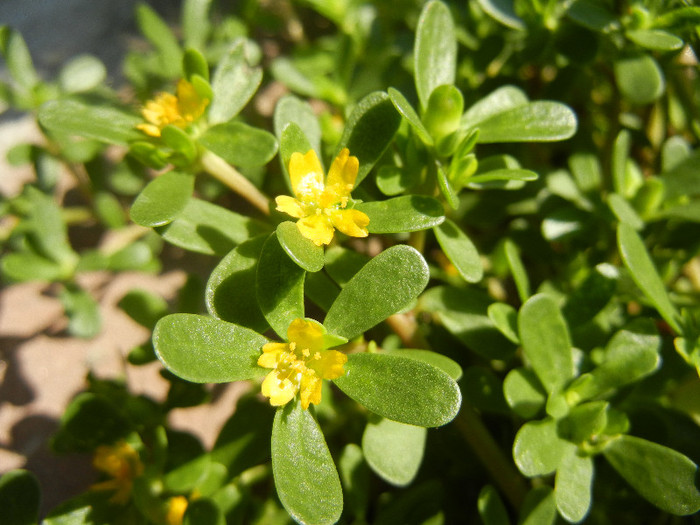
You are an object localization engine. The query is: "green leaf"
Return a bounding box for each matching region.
[58,55,106,93]
[519,487,557,525]
[503,368,546,419]
[513,419,571,477]
[334,353,461,427]
[157,198,270,255]
[209,42,262,124]
[183,0,214,50]
[183,48,210,82]
[505,238,530,302]
[562,263,618,326]
[554,449,593,523]
[414,0,457,109]
[0,470,41,525]
[478,485,511,525]
[206,235,269,332]
[279,122,314,189]
[0,27,40,93]
[626,29,683,52]
[153,314,267,383]
[487,303,520,344]
[338,444,370,520]
[161,125,198,164]
[271,401,343,525]
[466,169,538,186]
[475,102,577,143]
[385,349,463,381]
[362,416,426,486]
[356,195,444,234]
[614,54,665,105]
[136,3,183,77]
[434,219,483,283]
[199,122,278,167]
[603,435,700,515]
[276,221,324,272]
[1,252,67,282]
[130,171,194,227]
[422,85,464,150]
[608,193,644,230]
[38,99,142,145]
[59,286,101,339]
[388,87,433,145]
[419,286,515,361]
[461,367,509,414]
[612,129,631,197]
[256,233,305,339]
[617,222,681,333]
[325,245,429,340]
[518,294,574,395]
[557,401,608,444]
[566,321,660,403]
[437,163,460,209]
[274,95,322,162]
[462,86,528,127]
[338,91,401,185]
[566,0,616,31]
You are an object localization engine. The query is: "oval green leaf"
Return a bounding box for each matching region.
[276,221,324,272]
[434,218,483,283]
[614,54,665,105]
[414,0,457,109]
[38,99,142,145]
[205,235,269,332]
[153,313,267,383]
[338,91,401,186]
[385,348,463,381]
[0,470,40,525]
[356,195,444,234]
[334,353,461,427]
[209,42,262,124]
[513,419,570,477]
[617,222,681,333]
[626,29,683,52]
[324,245,429,340]
[603,435,700,515]
[256,233,305,339]
[388,87,433,145]
[476,102,577,143]
[130,171,194,227]
[271,401,343,525]
[157,198,271,256]
[554,449,593,523]
[518,294,574,395]
[362,417,426,486]
[199,122,278,167]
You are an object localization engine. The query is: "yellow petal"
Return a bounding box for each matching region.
[331,209,369,238]
[287,318,326,354]
[289,150,324,201]
[261,371,297,406]
[309,349,347,380]
[275,195,305,219]
[165,496,189,525]
[326,148,359,198]
[257,343,289,368]
[297,214,334,246]
[136,122,162,137]
[299,370,322,410]
[176,79,209,121]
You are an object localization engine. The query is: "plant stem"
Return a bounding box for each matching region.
[454,399,529,510]
[200,150,271,215]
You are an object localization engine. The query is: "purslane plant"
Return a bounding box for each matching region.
[2,0,700,524]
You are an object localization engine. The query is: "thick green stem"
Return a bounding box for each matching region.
[200,150,271,215]
[454,400,529,510]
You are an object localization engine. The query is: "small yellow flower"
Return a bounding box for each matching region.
[90,440,144,504]
[258,318,348,409]
[165,496,188,525]
[136,79,209,138]
[275,148,370,246]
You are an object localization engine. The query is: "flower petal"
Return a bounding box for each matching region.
[289,150,324,201]
[258,342,289,368]
[326,148,359,198]
[309,349,347,380]
[297,214,335,246]
[176,79,209,122]
[331,209,369,238]
[261,371,297,406]
[299,370,322,410]
[287,318,326,354]
[275,196,305,219]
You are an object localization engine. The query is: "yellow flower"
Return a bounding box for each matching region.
[258,318,348,409]
[275,148,370,246]
[136,79,209,138]
[165,496,188,525]
[90,440,144,504]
